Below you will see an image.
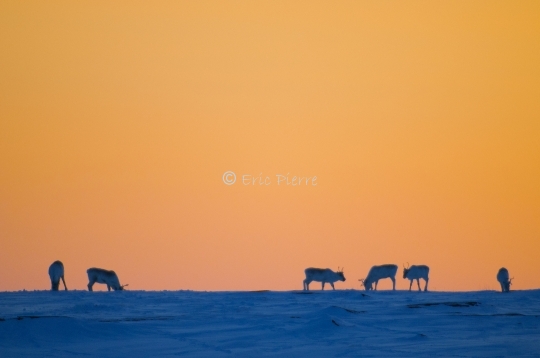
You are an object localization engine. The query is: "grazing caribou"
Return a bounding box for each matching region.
[402,263,430,292]
[496,267,512,293]
[87,268,127,291]
[359,264,398,291]
[48,260,67,291]
[303,267,346,291]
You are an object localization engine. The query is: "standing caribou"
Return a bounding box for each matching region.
[359,264,398,291]
[497,267,512,293]
[87,268,127,291]
[402,263,430,292]
[303,267,346,291]
[48,260,68,291]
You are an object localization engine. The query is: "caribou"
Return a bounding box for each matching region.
[402,263,430,292]
[48,260,68,291]
[303,267,346,291]
[496,267,513,293]
[359,264,398,291]
[87,268,128,291]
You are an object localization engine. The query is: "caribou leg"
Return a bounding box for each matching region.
[424,278,429,292]
[391,277,396,290]
[61,275,68,291]
[409,280,412,291]
[331,282,335,290]
[417,279,421,291]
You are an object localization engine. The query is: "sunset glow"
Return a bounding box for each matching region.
[1,1,539,291]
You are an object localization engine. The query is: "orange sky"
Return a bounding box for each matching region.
[1,1,539,291]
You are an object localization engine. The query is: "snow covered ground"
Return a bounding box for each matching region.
[1,289,539,357]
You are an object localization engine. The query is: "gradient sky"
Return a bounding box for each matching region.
[1,1,539,291]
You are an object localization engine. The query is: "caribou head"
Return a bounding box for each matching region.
[336,267,346,281]
[402,262,410,278]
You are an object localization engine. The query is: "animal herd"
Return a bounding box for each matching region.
[302,264,514,293]
[48,261,127,292]
[47,260,513,293]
